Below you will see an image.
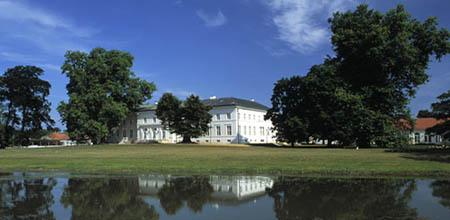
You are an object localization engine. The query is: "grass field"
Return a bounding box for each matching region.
[1,144,450,178]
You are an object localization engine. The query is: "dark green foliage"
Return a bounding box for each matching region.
[426,90,450,142]
[58,48,156,144]
[266,4,448,147]
[0,66,54,147]
[156,93,211,143]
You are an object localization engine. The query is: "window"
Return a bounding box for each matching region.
[123,129,126,138]
[216,114,221,120]
[243,113,246,120]
[216,126,221,135]
[243,126,247,135]
[227,125,232,135]
[163,130,166,139]
[253,126,256,136]
[226,113,231,120]
[153,117,157,123]
[129,129,133,138]
[238,113,241,119]
[260,127,264,136]
[238,125,241,135]
[217,139,221,143]
[253,115,256,120]
[144,118,147,123]
[227,139,231,142]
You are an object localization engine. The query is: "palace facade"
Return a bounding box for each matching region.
[109,97,276,144]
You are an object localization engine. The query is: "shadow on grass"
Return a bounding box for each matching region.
[248,143,343,149]
[392,148,450,163]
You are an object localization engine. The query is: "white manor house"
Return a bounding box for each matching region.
[109,97,276,144]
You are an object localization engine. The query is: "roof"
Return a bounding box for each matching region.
[415,118,447,131]
[202,97,269,111]
[138,97,270,112]
[43,132,70,141]
[137,104,156,112]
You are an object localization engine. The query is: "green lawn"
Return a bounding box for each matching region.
[0,144,449,177]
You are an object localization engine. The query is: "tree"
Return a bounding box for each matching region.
[0,66,54,147]
[426,90,450,142]
[58,48,156,144]
[267,4,449,147]
[156,93,211,143]
[329,4,449,146]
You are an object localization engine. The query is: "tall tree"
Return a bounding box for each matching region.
[267,4,449,147]
[156,93,211,143]
[426,90,450,141]
[330,4,449,146]
[58,48,156,144]
[0,66,54,147]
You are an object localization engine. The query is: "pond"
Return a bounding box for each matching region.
[1,173,450,220]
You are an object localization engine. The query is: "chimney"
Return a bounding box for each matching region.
[209,96,217,100]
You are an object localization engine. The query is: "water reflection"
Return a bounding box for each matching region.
[0,176,56,219]
[0,173,450,220]
[268,177,418,219]
[139,175,273,215]
[431,180,450,209]
[61,177,159,220]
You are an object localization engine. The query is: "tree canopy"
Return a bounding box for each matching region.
[426,90,450,141]
[156,93,211,143]
[266,4,449,147]
[58,48,156,144]
[0,66,54,147]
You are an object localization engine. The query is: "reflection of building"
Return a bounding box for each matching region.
[109,97,276,144]
[138,175,273,204]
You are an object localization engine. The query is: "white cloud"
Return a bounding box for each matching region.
[196,10,227,27]
[265,0,355,53]
[0,0,96,37]
[0,51,43,63]
[0,0,96,55]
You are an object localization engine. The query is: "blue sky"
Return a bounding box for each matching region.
[0,0,449,129]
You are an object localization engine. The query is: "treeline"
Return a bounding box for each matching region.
[265,5,450,147]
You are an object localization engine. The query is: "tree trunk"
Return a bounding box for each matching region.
[182,136,192,143]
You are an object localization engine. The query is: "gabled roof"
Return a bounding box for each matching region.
[202,97,269,111]
[42,132,70,141]
[415,118,447,131]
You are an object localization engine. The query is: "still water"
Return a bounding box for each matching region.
[1,173,450,220]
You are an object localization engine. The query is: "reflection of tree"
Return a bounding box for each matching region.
[0,178,56,220]
[157,177,213,215]
[431,180,450,208]
[268,177,418,220]
[61,178,159,220]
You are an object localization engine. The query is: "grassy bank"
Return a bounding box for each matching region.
[1,144,450,178]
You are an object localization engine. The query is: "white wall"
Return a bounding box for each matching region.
[109,105,276,144]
